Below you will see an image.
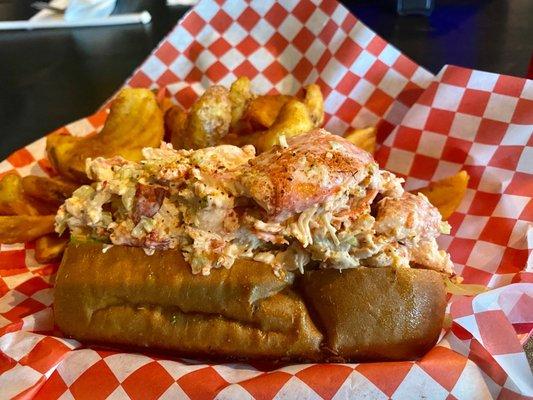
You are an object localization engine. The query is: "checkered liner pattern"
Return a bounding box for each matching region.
[0,0,532,399]
[376,65,533,289]
[123,0,434,142]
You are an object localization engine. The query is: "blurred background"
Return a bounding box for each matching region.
[0,0,532,160]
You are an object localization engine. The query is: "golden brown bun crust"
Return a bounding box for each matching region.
[301,267,447,361]
[54,243,447,361]
[54,243,322,360]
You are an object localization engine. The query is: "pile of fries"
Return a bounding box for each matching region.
[0,79,469,262]
[0,174,75,262]
[164,77,324,152]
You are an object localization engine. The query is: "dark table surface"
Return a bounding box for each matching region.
[0,0,532,160]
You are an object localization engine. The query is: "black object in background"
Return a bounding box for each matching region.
[0,0,532,160]
[397,0,435,16]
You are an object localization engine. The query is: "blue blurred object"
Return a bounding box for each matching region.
[397,0,435,16]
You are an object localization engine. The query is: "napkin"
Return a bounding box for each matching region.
[0,0,151,30]
[0,0,531,398]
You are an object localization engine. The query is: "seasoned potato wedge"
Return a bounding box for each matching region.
[303,84,324,127]
[185,85,231,149]
[157,96,175,115]
[229,77,253,130]
[165,106,188,150]
[35,233,68,263]
[255,99,315,152]
[245,85,323,131]
[0,174,57,215]
[22,175,78,207]
[47,88,164,182]
[245,94,291,129]
[0,215,56,244]
[417,171,470,220]
[344,126,377,154]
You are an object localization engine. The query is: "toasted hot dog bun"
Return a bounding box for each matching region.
[54,242,446,361]
[54,242,323,360]
[302,268,447,360]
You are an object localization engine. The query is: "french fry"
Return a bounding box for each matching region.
[0,173,38,215]
[165,106,188,150]
[444,276,487,296]
[303,84,324,127]
[344,127,377,154]
[255,99,315,152]
[0,215,56,244]
[417,171,470,220]
[35,233,68,263]
[47,88,164,182]
[186,85,232,149]
[245,94,291,129]
[22,176,78,207]
[0,174,57,215]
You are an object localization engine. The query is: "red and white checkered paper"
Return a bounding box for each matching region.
[1,1,532,399]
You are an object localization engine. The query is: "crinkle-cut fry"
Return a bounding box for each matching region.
[0,173,57,215]
[417,171,470,220]
[22,175,78,207]
[186,85,231,149]
[35,233,68,263]
[344,126,377,154]
[229,77,253,130]
[46,88,164,182]
[165,105,188,150]
[245,94,292,129]
[0,215,56,244]
[303,84,324,127]
[0,173,39,215]
[255,99,315,152]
